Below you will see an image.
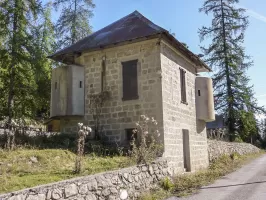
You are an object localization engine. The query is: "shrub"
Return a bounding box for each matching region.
[161,177,174,191]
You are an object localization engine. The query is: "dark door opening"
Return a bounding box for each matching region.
[182,129,191,172]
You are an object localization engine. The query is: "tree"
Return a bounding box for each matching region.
[0,0,54,125]
[199,0,264,141]
[29,2,55,119]
[0,0,42,125]
[54,0,95,49]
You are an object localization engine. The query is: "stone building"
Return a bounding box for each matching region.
[49,11,215,172]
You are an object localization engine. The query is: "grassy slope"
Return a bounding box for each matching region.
[0,149,132,194]
[140,151,265,200]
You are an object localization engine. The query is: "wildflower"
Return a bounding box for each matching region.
[78,123,83,129]
[143,131,148,135]
[87,127,92,132]
[133,129,138,133]
[140,115,146,119]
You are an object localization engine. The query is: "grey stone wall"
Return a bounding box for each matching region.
[208,140,261,161]
[160,40,209,172]
[0,160,170,200]
[80,39,164,145]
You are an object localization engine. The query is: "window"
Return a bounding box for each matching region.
[47,124,53,132]
[126,128,137,141]
[55,82,57,90]
[101,60,106,92]
[198,90,201,96]
[122,60,138,101]
[180,68,187,104]
[79,81,82,88]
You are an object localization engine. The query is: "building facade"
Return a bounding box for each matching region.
[49,11,215,172]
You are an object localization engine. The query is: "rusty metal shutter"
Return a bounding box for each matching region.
[122,60,138,100]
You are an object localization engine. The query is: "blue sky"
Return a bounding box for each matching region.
[46,0,266,108]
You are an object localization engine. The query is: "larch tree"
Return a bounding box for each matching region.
[29,2,55,119]
[0,0,55,125]
[0,0,41,125]
[53,0,95,49]
[199,0,264,141]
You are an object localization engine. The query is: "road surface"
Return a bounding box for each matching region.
[167,154,266,200]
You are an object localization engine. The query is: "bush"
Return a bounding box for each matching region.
[161,177,174,191]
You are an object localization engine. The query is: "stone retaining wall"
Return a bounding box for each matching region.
[208,140,260,161]
[0,160,170,200]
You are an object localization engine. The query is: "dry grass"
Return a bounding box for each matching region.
[0,148,133,194]
[139,151,265,200]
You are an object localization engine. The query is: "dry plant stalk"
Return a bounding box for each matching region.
[131,115,162,164]
[74,123,92,173]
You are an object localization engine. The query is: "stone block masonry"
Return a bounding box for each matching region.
[160,41,209,172]
[79,39,164,145]
[208,140,261,161]
[0,160,170,200]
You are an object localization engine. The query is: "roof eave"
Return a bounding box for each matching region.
[162,32,212,72]
[48,33,162,64]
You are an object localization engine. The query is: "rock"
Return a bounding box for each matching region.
[87,179,98,191]
[131,168,140,175]
[148,165,154,175]
[111,175,121,185]
[29,156,38,163]
[152,164,158,171]
[64,184,78,197]
[96,176,111,189]
[8,195,26,200]
[51,189,62,199]
[110,187,118,195]
[108,196,116,200]
[102,188,110,196]
[142,166,148,172]
[85,192,97,200]
[79,184,88,195]
[26,194,45,200]
[120,190,128,200]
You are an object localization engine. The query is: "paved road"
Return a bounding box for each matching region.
[167,154,266,200]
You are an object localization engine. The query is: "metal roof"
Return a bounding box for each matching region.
[49,10,211,71]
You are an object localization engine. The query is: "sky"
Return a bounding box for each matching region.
[46,0,266,109]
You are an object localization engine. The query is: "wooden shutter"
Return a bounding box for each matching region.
[122,60,138,100]
[180,68,187,103]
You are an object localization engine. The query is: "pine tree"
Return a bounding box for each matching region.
[199,0,264,141]
[54,0,95,49]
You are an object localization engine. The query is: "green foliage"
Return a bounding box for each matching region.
[53,0,95,49]
[0,1,55,122]
[161,177,174,191]
[0,148,132,194]
[199,0,265,141]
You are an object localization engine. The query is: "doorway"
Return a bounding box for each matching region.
[182,129,191,172]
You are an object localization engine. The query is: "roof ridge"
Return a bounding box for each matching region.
[132,10,167,33]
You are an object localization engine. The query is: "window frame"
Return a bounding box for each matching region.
[122,59,139,101]
[180,68,187,104]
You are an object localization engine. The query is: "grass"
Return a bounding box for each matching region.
[139,151,265,200]
[0,148,133,194]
